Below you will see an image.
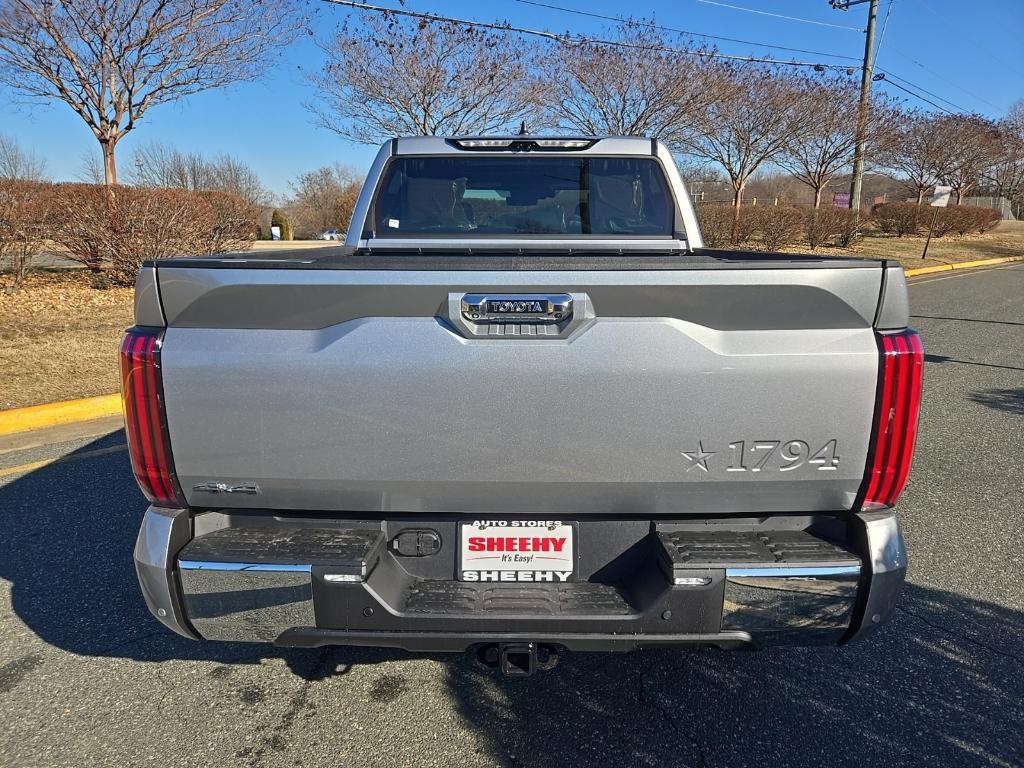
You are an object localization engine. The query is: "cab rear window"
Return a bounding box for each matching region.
[371,156,674,237]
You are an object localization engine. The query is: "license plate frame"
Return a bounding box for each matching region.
[458,520,576,583]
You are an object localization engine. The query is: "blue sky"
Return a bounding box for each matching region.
[2,0,1021,196]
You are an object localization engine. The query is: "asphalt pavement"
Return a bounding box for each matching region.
[1,264,1022,768]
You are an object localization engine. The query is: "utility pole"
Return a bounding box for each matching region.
[831,0,879,213]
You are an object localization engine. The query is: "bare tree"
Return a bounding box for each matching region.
[76,150,106,185]
[127,141,269,206]
[934,114,1001,205]
[879,112,949,205]
[128,142,209,191]
[778,78,899,207]
[985,101,1024,216]
[745,171,806,205]
[0,0,293,185]
[205,155,269,209]
[536,24,714,137]
[679,64,814,241]
[286,164,362,237]
[309,14,540,143]
[0,134,46,181]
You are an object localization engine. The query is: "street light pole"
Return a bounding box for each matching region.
[832,0,879,213]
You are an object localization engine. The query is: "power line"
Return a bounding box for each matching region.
[905,0,1024,81]
[874,76,957,115]
[322,0,975,117]
[854,0,998,114]
[873,0,895,61]
[513,0,861,61]
[321,0,855,70]
[516,0,978,117]
[694,0,863,31]
[887,48,1003,112]
[877,69,970,113]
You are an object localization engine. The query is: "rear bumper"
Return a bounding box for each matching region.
[133,509,906,652]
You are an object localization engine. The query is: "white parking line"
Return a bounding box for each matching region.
[0,444,127,479]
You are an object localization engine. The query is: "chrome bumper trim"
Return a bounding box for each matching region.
[725,566,861,578]
[722,564,862,636]
[178,560,315,642]
[178,561,311,573]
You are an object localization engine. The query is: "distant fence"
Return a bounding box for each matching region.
[688,188,1019,220]
[960,197,1017,221]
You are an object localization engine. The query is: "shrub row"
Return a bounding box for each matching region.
[696,204,864,250]
[1,181,258,287]
[0,179,48,292]
[696,201,1003,250]
[871,202,1001,238]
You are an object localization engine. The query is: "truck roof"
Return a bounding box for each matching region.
[392,135,659,156]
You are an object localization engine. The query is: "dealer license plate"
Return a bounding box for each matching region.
[459,521,574,583]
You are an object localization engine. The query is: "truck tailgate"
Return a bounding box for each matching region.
[154,261,886,515]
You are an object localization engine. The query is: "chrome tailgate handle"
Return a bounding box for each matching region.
[448,292,591,338]
[461,294,573,324]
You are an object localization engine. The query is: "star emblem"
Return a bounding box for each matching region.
[681,442,716,472]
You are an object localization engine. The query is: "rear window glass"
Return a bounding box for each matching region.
[371,156,674,237]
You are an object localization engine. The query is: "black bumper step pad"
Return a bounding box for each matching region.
[657,529,860,570]
[404,581,634,616]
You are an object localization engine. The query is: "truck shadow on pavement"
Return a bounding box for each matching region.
[1,432,1023,767]
[969,387,1024,415]
[923,352,1024,373]
[443,591,1024,768]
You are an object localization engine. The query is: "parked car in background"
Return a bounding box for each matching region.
[127,135,920,676]
[316,228,342,240]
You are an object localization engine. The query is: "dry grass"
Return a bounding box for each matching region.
[0,223,1021,409]
[805,220,1024,270]
[0,271,133,409]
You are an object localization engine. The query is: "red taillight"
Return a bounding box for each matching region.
[119,328,184,508]
[860,329,924,511]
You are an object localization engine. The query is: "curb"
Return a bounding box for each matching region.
[0,394,122,437]
[904,255,1024,278]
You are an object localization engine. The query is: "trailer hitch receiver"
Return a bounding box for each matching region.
[479,643,560,676]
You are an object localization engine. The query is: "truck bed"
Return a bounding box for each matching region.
[146,245,886,270]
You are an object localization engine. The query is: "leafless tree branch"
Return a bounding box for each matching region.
[535,23,717,139]
[677,63,815,240]
[0,134,47,182]
[307,15,542,143]
[776,77,899,207]
[126,141,269,207]
[284,163,362,237]
[0,0,295,184]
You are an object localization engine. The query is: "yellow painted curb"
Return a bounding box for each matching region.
[0,394,123,436]
[905,255,1024,277]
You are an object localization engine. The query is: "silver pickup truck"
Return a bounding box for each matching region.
[126,136,921,675]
